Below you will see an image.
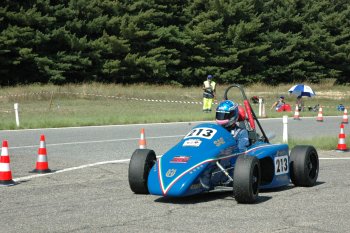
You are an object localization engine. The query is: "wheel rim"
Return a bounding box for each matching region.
[252,164,259,195]
[306,152,318,179]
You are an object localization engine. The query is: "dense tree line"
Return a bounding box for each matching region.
[0,0,349,86]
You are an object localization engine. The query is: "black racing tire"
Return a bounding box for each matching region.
[290,145,319,187]
[128,149,156,194]
[233,155,261,204]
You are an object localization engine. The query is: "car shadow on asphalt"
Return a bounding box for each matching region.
[314,181,325,186]
[153,182,325,205]
[260,181,325,193]
[260,185,295,193]
[154,190,272,204]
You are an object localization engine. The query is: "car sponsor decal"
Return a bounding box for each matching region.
[171,156,190,163]
[274,155,289,175]
[184,127,217,140]
[183,139,202,147]
[214,137,225,147]
[190,183,202,190]
[165,169,177,177]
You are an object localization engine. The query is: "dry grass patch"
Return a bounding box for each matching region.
[0,82,349,129]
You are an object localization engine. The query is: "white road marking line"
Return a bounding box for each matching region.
[10,135,184,149]
[319,157,350,160]
[12,157,350,182]
[13,159,130,182]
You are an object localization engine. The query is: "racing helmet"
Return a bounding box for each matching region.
[216,100,239,128]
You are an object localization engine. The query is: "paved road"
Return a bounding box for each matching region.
[0,116,350,233]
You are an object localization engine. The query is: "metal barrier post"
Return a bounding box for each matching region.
[258,98,262,117]
[283,115,288,143]
[14,103,20,127]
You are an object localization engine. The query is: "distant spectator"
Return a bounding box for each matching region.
[271,96,285,111]
[296,96,304,111]
[337,104,345,111]
[202,74,216,112]
[308,104,319,112]
[250,96,259,104]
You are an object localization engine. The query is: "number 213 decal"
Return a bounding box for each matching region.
[184,128,217,140]
[274,155,289,175]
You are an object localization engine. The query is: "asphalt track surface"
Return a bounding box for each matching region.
[1,116,350,233]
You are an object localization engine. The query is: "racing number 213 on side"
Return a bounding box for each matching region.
[274,155,289,175]
[184,128,217,140]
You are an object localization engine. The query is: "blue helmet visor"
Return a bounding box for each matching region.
[216,111,234,120]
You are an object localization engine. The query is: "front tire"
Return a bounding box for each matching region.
[128,149,156,194]
[290,145,319,187]
[233,155,261,204]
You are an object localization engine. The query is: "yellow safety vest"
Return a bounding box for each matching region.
[203,80,216,98]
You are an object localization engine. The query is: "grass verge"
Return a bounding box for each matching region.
[287,136,350,151]
[0,82,349,130]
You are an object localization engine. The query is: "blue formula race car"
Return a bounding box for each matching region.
[128,84,319,203]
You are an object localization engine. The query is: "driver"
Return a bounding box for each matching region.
[215,100,249,153]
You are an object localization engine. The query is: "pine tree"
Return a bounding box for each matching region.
[0,0,349,85]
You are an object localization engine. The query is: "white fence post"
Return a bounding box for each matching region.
[262,102,266,117]
[283,115,288,143]
[14,103,20,127]
[258,98,263,117]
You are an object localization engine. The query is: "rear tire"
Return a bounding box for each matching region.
[290,145,319,187]
[233,155,261,204]
[128,149,156,194]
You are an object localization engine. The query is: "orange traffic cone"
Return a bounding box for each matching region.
[336,124,348,152]
[139,128,147,149]
[342,108,348,124]
[1,140,10,162]
[293,104,300,120]
[32,134,51,173]
[0,140,16,186]
[316,107,324,122]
